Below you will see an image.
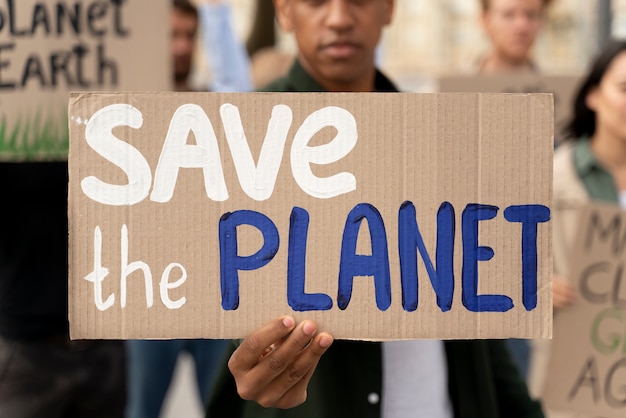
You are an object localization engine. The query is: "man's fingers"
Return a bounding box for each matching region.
[228,316,334,407]
[273,331,333,386]
[259,368,314,409]
[255,332,334,409]
[230,316,296,372]
[260,321,318,373]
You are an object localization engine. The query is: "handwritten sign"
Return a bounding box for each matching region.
[437,74,580,143]
[544,204,626,418]
[68,91,553,340]
[0,0,169,161]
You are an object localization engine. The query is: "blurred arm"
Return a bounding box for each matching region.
[198,1,254,92]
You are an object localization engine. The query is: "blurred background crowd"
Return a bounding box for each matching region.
[196,0,615,91]
[2,0,626,418]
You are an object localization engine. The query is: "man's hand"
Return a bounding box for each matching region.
[228,316,334,409]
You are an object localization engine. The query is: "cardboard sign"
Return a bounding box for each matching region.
[68,92,553,340]
[437,74,580,142]
[544,204,626,418]
[0,0,170,161]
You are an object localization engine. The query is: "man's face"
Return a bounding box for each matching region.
[171,9,198,84]
[482,0,543,63]
[274,0,394,90]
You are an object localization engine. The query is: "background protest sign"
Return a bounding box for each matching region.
[68,91,553,340]
[0,0,169,161]
[437,74,580,143]
[544,203,626,418]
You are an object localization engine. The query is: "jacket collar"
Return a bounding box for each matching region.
[573,137,604,177]
[285,59,399,93]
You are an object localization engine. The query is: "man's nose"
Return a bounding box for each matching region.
[325,0,355,31]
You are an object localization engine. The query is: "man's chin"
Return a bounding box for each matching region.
[321,67,370,87]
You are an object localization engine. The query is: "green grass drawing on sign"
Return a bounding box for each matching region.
[0,109,69,161]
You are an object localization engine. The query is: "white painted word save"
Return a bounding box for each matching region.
[80,103,358,205]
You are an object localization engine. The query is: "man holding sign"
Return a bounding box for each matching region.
[206,1,545,417]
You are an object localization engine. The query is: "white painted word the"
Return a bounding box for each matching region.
[84,224,187,310]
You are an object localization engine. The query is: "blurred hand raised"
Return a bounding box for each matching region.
[553,274,577,310]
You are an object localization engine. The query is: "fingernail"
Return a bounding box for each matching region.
[319,335,333,348]
[282,316,295,328]
[302,321,316,336]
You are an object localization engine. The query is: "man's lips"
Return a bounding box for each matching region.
[321,42,360,59]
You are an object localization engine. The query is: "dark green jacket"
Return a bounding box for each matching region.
[207,339,544,418]
[206,60,545,418]
[259,59,398,93]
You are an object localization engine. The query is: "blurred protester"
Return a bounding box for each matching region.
[478,0,553,73]
[243,0,294,89]
[529,40,626,418]
[170,0,199,91]
[0,163,126,418]
[245,0,278,58]
[250,47,294,89]
[198,0,254,92]
[170,0,252,92]
[478,0,555,379]
[125,1,252,418]
[206,1,545,416]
